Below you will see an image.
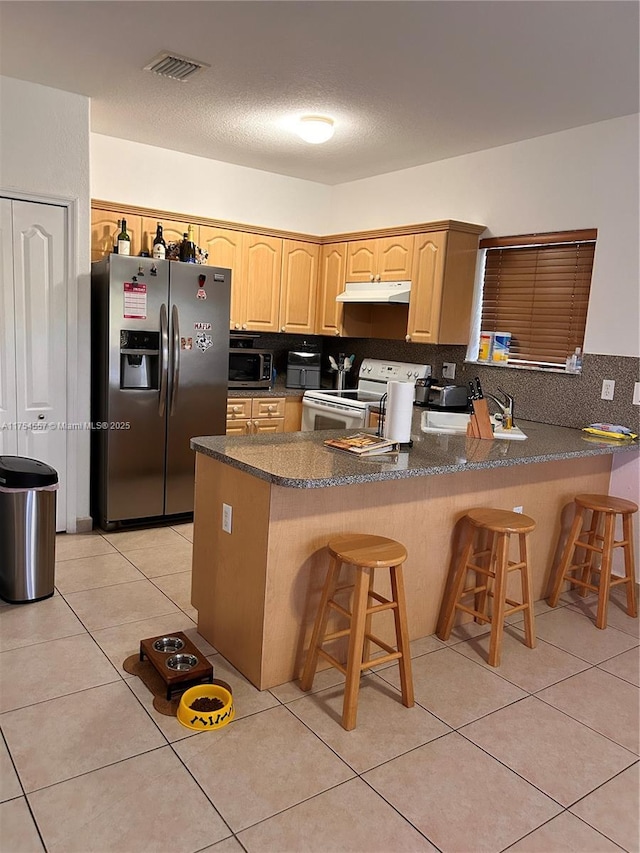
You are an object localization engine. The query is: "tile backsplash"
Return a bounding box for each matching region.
[250,333,640,431]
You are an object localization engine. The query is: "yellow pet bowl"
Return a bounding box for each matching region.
[177,683,234,731]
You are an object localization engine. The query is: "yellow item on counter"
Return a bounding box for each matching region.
[582,427,637,441]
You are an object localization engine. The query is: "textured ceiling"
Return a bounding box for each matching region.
[0,1,638,184]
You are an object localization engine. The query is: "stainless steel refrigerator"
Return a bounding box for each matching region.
[91,254,230,529]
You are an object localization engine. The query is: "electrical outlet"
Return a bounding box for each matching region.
[601,379,615,401]
[633,382,640,406]
[442,362,456,380]
[513,506,523,514]
[222,503,233,534]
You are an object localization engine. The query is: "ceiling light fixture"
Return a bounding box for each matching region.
[296,116,335,144]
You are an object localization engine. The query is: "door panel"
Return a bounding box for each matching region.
[11,201,67,528]
[91,210,142,261]
[316,243,346,336]
[165,263,230,515]
[0,200,17,455]
[279,241,319,334]
[407,232,447,343]
[378,235,414,280]
[200,226,243,330]
[346,240,376,280]
[244,236,281,331]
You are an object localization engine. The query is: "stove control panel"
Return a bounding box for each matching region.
[359,358,431,384]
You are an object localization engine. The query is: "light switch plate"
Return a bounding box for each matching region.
[442,362,456,380]
[222,503,232,534]
[633,382,640,406]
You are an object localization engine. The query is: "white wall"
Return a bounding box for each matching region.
[0,75,91,530]
[91,134,332,236]
[330,115,640,359]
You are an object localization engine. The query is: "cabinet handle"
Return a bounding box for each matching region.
[405,334,411,342]
[242,324,248,330]
[369,274,374,282]
[234,323,240,329]
[232,406,241,413]
[335,329,340,336]
[376,274,381,282]
[267,405,275,412]
[281,326,286,332]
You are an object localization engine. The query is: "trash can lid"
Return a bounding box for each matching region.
[0,456,58,488]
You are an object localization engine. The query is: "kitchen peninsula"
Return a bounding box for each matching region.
[190,419,638,689]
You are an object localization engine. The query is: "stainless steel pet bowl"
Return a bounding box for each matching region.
[166,653,199,671]
[153,636,185,653]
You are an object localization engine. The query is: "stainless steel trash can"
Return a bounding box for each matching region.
[0,456,58,603]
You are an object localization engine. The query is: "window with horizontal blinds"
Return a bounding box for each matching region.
[479,231,596,367]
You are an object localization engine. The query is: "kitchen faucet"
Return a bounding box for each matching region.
[484,388,515,429]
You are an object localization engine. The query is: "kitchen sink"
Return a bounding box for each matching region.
[420,410,527,440]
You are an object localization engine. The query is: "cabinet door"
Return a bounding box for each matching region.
[252,418,284,434]
[406,231,447,343]
[12,200,68,529]
[377,235,414,280]
[141,218,198,257]
[284,398,302,432]
[226,420,250,435]
[91,210,142,261]
[0,200,17,455]
[279,241,319,334]
[346,240,377,281]
[201,226,244,330]
[243,235,282,332]
[316,243,347,336]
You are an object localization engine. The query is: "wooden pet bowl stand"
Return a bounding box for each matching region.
[139,631,214,700]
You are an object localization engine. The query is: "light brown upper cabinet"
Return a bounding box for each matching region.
[91,210,142,261]
[346,235,414,282]
[200,226,244,330]
[279,240,319,334]
[141,218,199,256]
[316,242,347,336]
[406,228,481,344]
[243,234,282,332]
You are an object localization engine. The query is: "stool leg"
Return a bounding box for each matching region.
[342,564,371,731]
[390,564,414,709]
[578,511,600,597]
[362,567,376,666]
[437,522,475,640]
[548,507,585,607]
[300,555,341,691]
[474,529,494,624]
[596,513,615,629]
[488,532,508,667]
[519,532,536,650]
[622,513,638,618]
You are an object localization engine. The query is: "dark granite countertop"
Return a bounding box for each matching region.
[191,410,639,489]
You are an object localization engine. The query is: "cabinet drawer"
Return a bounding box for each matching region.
[227,398,252,419]
[252,397,285,418]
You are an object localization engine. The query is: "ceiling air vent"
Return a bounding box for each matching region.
[143,51,210,82]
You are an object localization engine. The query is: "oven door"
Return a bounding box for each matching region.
[301,397,367,431]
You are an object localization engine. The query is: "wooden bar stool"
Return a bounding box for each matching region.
[300,533,414,731]
[548,494,638,629]
[437,508,537,667]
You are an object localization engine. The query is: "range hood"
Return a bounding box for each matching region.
[336,280,412,304]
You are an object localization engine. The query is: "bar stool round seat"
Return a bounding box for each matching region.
[548,494,638,629]
[300,533,414,731]
[437,507,537,667]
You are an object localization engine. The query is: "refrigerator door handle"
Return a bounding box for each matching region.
[170,304,180,416]
[159,303,169,416]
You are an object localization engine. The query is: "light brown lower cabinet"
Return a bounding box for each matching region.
[226,397,286,435]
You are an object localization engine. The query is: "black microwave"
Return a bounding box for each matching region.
[228,349,273,389]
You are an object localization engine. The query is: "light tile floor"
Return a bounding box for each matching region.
[0,524,638,853]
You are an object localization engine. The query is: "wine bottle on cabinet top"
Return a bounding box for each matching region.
[117,218,131,255]
[180,225,196,263]
[152,222,166,260]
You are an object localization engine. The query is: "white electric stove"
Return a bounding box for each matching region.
[301,358,431,431]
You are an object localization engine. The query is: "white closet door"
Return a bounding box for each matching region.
[0,199,18,455]
[11,200,67,529]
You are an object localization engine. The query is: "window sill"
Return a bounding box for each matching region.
[465,360,581,376]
